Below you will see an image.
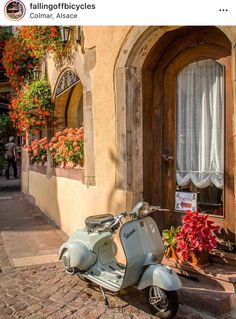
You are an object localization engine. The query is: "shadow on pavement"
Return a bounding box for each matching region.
[0,165,21,192]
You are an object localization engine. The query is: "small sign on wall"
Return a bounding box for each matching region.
[175,191,197,211]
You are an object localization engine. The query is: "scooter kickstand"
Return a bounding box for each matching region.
[100,286,109,307]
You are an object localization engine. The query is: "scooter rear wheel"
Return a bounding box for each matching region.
[144,286,179,319]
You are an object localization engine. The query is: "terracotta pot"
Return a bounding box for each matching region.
[189,251,209,266]
[65,161,74,168]
[57,161,65,168]
[79,159,84,167]
[74,164,82,169]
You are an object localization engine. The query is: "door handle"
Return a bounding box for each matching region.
[162,153,174,162]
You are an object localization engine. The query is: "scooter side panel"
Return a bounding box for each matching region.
[59,241,97,270]
[120,216,164,289]
[137,264,182,291]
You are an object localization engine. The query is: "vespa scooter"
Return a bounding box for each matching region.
[59,202,182,319]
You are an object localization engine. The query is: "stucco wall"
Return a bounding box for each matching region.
[23,27,133,236]
[28,171,133,236]
[82,26,131,189]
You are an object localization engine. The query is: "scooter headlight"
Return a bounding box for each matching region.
[139,202,150,216]
[132,202,150,218]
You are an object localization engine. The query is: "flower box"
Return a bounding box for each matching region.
[49,127,84,169]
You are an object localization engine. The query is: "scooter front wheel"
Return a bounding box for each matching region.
[144,286,179,319]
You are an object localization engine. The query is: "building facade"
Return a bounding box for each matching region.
[21,26,236,251]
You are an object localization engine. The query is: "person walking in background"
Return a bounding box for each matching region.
[5,136,17,179]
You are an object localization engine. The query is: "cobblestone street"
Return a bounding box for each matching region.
[2,260,233,319]
[0,189,235,319]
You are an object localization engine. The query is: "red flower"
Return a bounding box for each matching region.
[8,80,52,133]
[175,210,220,261]
[19,26,63,59]
[2,35,38,89]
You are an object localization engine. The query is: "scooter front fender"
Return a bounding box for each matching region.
[138,264,182,291]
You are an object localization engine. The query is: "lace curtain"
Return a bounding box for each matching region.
[176,59,224,189]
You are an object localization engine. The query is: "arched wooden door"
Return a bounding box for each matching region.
[143,27,235,246]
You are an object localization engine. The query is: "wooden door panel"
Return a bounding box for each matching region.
[143,27,235,244]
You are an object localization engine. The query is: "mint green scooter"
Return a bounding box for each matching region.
[59,202,182,318]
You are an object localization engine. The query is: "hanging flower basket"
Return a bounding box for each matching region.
[19,26,64,59]
[0,27,12,72]
[9,79,52,133]
[2,34,38,89]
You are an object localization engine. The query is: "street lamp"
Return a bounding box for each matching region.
[59,26,72,43]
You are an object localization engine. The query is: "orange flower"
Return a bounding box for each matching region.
[58,135,66,142]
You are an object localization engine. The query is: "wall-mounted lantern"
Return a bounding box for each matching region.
[77,26,81,44]
[59,26,72,43]
[33,65,41,81]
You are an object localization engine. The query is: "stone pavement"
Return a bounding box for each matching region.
[0,186,235,318]
[0,174,20,193]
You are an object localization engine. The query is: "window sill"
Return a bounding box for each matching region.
[29,165,84,183]
[51,167,84,182]
[29,165,47,175]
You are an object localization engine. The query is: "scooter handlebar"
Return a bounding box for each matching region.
[149,206,160,212]
[149,206,171,212]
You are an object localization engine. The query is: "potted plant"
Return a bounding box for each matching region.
[49,127,84,168]
[175,210,220,266]
[162,226,181,259]
[25,137,48,165]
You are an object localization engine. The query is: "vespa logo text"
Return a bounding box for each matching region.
[124,228,136,239]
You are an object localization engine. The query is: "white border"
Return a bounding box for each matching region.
[0,0,235,25]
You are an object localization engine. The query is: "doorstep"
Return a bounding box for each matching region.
[163,257,236,292]
[163,257,236,317]
[210,249,236,266]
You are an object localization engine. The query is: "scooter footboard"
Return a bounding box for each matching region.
[138,264,182,291]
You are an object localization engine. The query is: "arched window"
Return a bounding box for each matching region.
[66,81,83,129]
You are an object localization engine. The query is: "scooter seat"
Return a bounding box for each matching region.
[85,214,115,229]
